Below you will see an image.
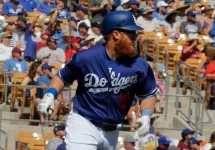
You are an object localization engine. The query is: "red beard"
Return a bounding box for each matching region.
[114,36,137,58]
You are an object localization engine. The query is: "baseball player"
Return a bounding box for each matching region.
[38,11,157,150]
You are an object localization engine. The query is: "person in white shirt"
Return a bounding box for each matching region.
[75,5,91,28]
[116,0,130,11]
[136,7,160,32]
[136,7,160,53]
[0,33,13,61]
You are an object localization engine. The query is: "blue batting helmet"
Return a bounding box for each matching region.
[101,11,142,36]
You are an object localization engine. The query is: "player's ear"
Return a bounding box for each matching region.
[112,30,121,42]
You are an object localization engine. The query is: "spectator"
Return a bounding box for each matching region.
[21,61,42,97]
[157,136,171,150]
[57,0,69,19]
[178,128,195,150]
[18,0,37,12]
[24,17,41,62]
[154,63,166,113]
[205,60,215,108]
[78,22,89,40]
[2,21,18,48]
[83,34,95,49]
[52,22,65,50]
[129,0,142,19]
[116,0,130,11]
[75,5,91,28]
[91,21,103,44]
[88,0,109,18]
[164,11,180,36]
[1,47,29,76]
[34,63,61,125]
[180,34,201,62]
[203,131,215,150]
[185,3,203,21]
[180,10,202,36]
[197,46,215,76]
[37,0,56,16]
[36,31,50,52]
[175,5,189,25]
[14,15,27,50]
[0,32,13,61]
[37,36,65,64]
[188,137,201,150]
[122,135,136,150]
[136,6,160,32]
[2,0,23,16]
[65,37,81,62]
[145,0,155,9]
[210,14,215,39]
[153,1,168,26]
[198,6,214,36]
[165,0,176,13]
[67,17,79,37]
[46,124,65,150]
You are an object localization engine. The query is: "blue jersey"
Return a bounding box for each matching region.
[18,0,37,12]
[57,45,157,124]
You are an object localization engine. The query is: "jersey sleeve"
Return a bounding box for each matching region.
[56,53,82,84]
[135,63,157,101]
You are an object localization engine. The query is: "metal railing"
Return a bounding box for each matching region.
[143,39,212,137]
[15,141,31,150]
[0,129,8,150]
[176,60,212,135]
[143,39,170,120]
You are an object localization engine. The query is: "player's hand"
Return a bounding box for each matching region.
[37,93,54,116]
[136,116,150,136]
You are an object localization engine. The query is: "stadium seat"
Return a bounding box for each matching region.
[205,79,212,108]
[10,73,27,118]
[16,131,45,150]
[29,88,37,120]
[0,72,6,104]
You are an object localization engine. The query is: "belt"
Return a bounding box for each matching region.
[74,108,121,132]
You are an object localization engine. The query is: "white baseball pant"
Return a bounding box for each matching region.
[65,109,119,150]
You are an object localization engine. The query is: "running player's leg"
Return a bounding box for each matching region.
[65,110,102,150]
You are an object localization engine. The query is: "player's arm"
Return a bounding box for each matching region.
[135,62,157,136]
[38,54,82,115]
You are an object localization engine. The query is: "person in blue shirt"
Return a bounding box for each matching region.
[57,0,69,19]
[35,63,61,126]
[153,1,168,26]
[24,16,40,62]
[37,0,56,16]
[66,17,79,37]
[53,22,65,50]
[2,47,29,77]
[156,136,171,150]
[2,0,23,16]
[18,0,37,12]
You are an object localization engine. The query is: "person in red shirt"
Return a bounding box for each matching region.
[65,37,82,62]
[178,128,195,150]
[36,31,50,52]
[180,38,201,62]
[205,59,215,108]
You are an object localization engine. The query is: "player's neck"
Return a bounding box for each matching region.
[106,41,117,60]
